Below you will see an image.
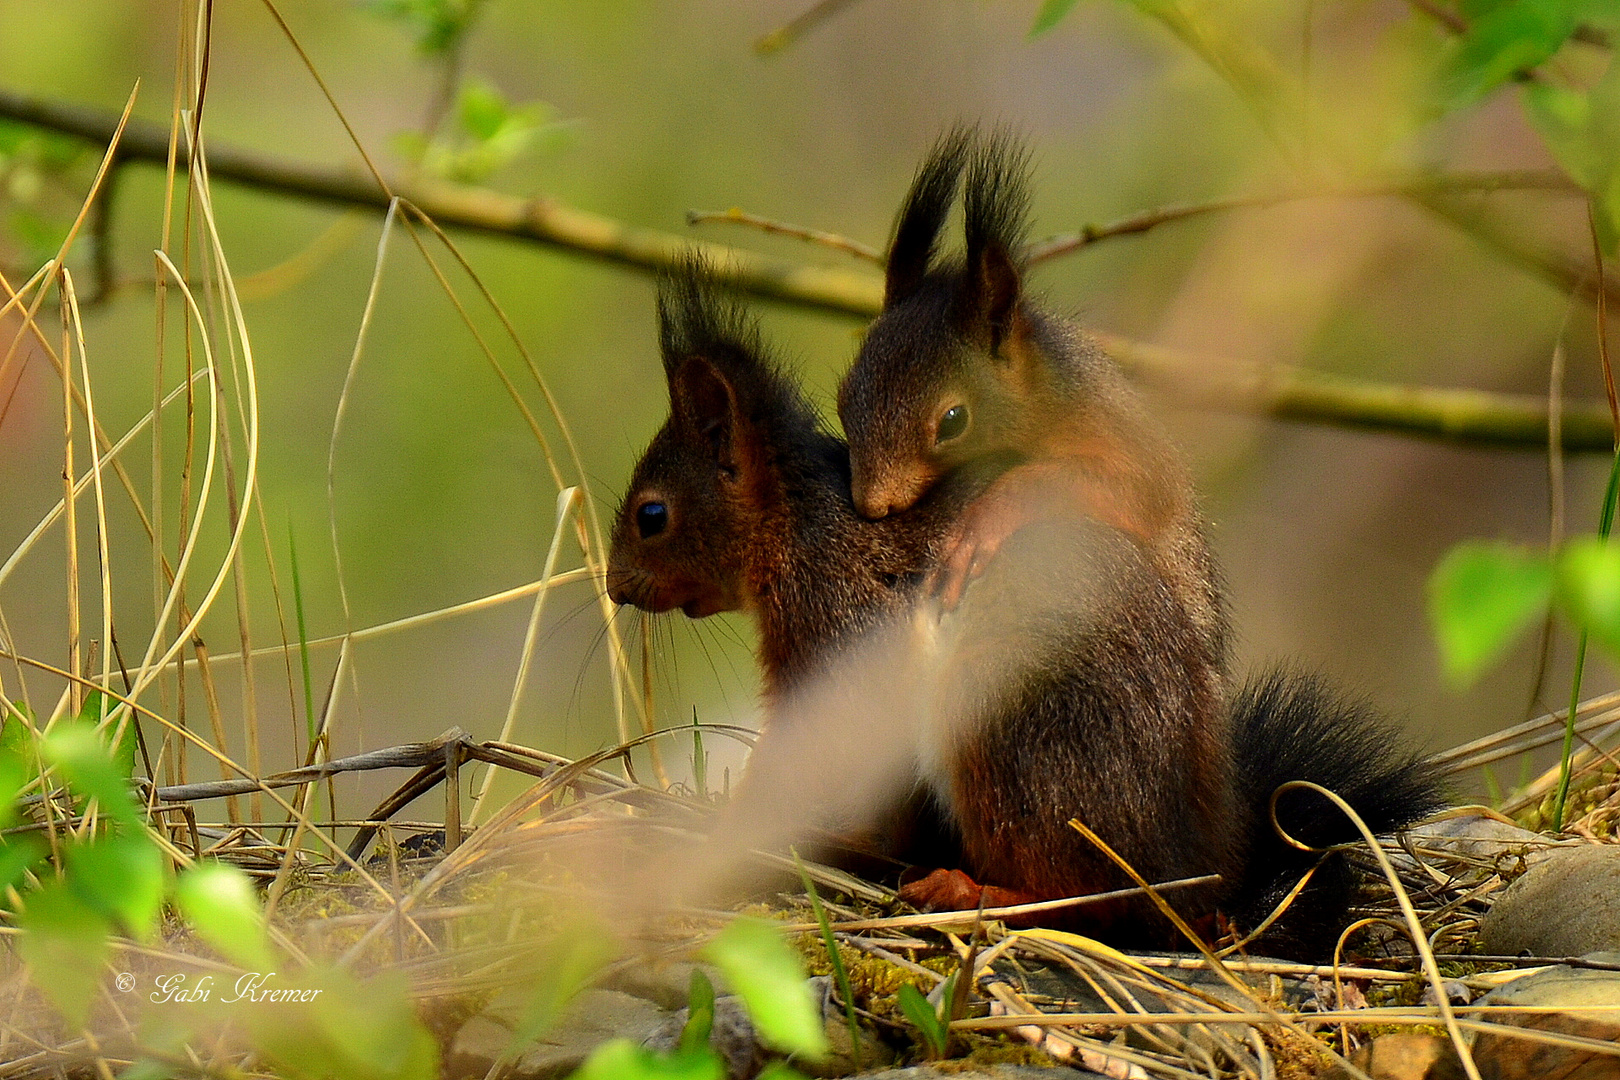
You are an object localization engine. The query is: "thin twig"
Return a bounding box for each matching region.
[1027,172,1578,261]
[686,207,882,262]
[754,0,870,54]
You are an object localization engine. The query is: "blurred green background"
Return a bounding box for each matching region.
[0,0,1611,815]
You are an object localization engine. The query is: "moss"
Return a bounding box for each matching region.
[1515,765,1618,834]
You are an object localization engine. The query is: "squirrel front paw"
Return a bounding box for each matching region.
[928,486,1031,610]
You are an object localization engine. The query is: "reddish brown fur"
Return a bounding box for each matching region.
[610,258,1443,959]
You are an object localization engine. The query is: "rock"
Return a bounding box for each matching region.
[644,976,894,1080]
[1480,846,1620,958]
[1470,957,1620,1080]
[1009,953,1312,1015]
[447,988,670,1080]
[645,993,771,1080]
[599,960,721,1010]
[986,954,1306,1069]
[1403,812,1567,871]
[1341,1034,1466,1080]
[1420,980,1473,1007]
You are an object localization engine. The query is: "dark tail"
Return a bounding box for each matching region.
[1226,668,1448,960]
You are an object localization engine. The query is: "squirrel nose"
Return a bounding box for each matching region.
[858,497,892,520]
[850,471,893,519]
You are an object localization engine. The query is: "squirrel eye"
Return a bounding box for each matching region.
[936,404,969,444]
[635,501,669,539]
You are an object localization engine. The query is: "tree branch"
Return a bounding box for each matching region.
[1098,333,1614,451]
[0,87,884,317]
[1026,172,1579,262]
[1,86,1610,451]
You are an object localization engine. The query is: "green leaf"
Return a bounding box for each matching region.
[897,982,949,1057]
[117,1062,173,1080]
[1,702,34,764]
[1031,0,1082,36]
[701,918,828,1060]
[67,832,165,941]
[680,969,716,1055]
[1427,541,1553,687]
[458,79,508,142]
[755,1065,810,1080]
[0,834,47,895]
[18,881,113,1025]
[690,709,707,800]
[0,756,28,831]
[1439,0,1579,111]
[1525,53,1620,253]
[244,968,438,1080]
[360,0,481,55]
[1557,536,1620,655]
[75,692,137,781]
[572,1039,723,1080]
[510,920,616,1050]
[175,861,273,971]
[792,850,861,1069]
[42,721,141,828]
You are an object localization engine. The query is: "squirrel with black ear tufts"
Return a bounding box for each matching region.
[607,256,984,873]
[609,256,1446,960]
[837,125,1224,659]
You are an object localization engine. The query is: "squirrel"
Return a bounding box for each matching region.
[836,126,1225,668]
[605,261,987,873]
[608,257,1444,959]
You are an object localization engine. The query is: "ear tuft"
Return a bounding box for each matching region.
[885,125,974,307]
[654,251,820,478]
[657,252,764,386]
[960,128,1033,355]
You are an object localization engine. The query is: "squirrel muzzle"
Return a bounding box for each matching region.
[851,464,933,521]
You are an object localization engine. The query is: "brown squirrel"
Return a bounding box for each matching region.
[605,263,985,873]
[607,259,1444,957]
[837,127,1223,657]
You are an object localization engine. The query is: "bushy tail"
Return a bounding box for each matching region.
[1226,668,1447,959]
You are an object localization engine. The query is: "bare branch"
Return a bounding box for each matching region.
[686,206,883,262]
[0,87,884,317]
[1027,172,1579,262]
[754,0,870,54]
[1097,332,1615,452]
[2,86,1612,452]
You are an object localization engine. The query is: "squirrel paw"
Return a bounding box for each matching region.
[930,462,1096,610]
[929,486,1031,611]
[899,868,1035,917]
[930,460,1161,609]
[899,868,986,912]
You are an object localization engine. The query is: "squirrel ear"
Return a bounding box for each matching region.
[974,238,1023,359]
[671,354,741,473]
[959,129,1032,361]
[885,127,972,307]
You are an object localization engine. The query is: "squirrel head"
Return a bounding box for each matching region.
[608,258,818,617]
[839,127,1041,521]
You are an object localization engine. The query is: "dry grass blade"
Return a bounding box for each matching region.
[1271,781,1482,1080]
[470,486,583,826]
